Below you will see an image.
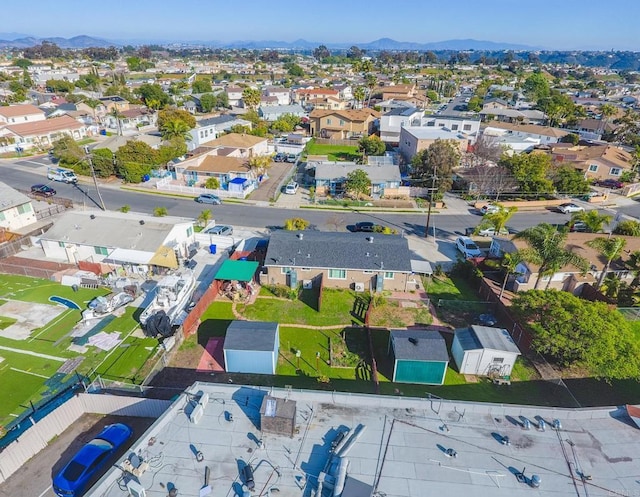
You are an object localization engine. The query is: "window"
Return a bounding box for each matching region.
[339,119,344,125]
[281,267,293,274]
[610,167,622,176]
[588,164,598,172]
[438,122,445,127]
[463,124,472,131]
[384,272,394,280]
[94,246,109,256]
[492,357,505,363]
[0,211,4,221]
[17,204,31,215]
[187,227,193,237]
[326,118,332,125]
[58,241,65,248]
[451,124,459,130]
[426,121,435,127]
[328,269,346,279]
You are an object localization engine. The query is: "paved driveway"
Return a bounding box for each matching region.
[248,162,294,202]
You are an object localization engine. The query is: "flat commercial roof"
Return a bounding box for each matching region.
[214,259,259,281]
[87,382,640,497]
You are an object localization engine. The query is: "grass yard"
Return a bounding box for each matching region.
[93,335,160,384]
[424,275,491,328]
[304,140,361,162]
[238,288,362,326]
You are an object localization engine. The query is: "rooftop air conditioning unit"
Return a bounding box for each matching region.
[127,481,146,497]
[303,280,312,290]
[354,282,365,292]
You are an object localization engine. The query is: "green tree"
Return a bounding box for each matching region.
[515,223,589,289]
[136,83,170,108]
[345,169,371,200]
[285,63,304,77]
[284,218,310,230]
[313,45,331,61]
[476,205,518,235]
[241,87,261,110]
[153,206,168,217]
[614,220,640,236]
[157,138,187,164]
[599,103,617,134]
[159,118,192,141]
[353,86,366,108]
[198,209,212,227]
[410,139,460,192]
[552,165,590,194]
[157,108,196,130]
[115,140,157,182]
[512,290,640,379]
[199,93,216,113]
[192,78,212,93]
[499,152,554,194]
[570,209,611,233]
[466,96,483,112]
[425,90,439,102]
[586,237,627,289]
[522,72,551,101]
[499,251,525,299]
[248,155,272,175]
[204,177,220,189]
[271,113,301,133]
[358,135,386,157]
[90,148,116,177]
[559,133,580,145]
[51,136,85,168]
[14,58,32,69]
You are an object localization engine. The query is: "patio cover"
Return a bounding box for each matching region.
[103,248,154,265]
[149,245,179,269]
[214,259,259,281]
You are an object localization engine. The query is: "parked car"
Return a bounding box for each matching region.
[455,236,483,258]
[480,204,501,215]
[204,225,233,236]
[596,178,624,189]
[476,226,509,237]
[354,221,378,232]
[31,184,56,197]
[195,194,222,205]
[285,153,298,163]
[53,423,132,497]
[567,220,588,232]
[284,182,298,195]
[274,153,286,162]
[558,202,584,214]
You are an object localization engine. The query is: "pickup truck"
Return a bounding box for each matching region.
[47,168,78,184]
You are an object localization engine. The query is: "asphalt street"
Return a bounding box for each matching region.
[0,157,632,237]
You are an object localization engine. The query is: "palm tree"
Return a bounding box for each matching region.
[197,209,212,227]
[160,118,192,142]
[515,223,589,290]
[499,251,525,299]
[599,103,617,135]
[571,210,611,233]
[476,205,518,235]
[353,86,366,109]
[586,236,627,289]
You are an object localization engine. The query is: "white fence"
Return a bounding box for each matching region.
[0,394,171,484]
[155,176,251,199]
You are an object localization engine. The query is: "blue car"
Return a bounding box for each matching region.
[53,423,133,496]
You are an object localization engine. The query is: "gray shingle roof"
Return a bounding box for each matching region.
[314,163,401,183]
[224,321,278,351]
[0,181,31,211]
[454,325,521,354]
[390,329,449,362]
[265,231,412,273]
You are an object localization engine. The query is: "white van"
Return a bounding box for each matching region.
[47,168,78,184]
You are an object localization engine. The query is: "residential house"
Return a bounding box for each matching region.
[38,210,196,273]
[0,104,46,125]
[489,232,640,294]
[480,106,546,125]
[378,99,419,114]
[106,106,156,132]
[380,107,424,145]
[550,143,634,182]
[309,108,379,139]
[399,126,472,162]
[0,115,87,150]
[258,104,306,122]
[201,132,269,157]
[96,134,164,153]
[294,88,340,108]
[262,230,414,292]
[0,182,36,232]
[482,122,570,146]
[97,96,130,117]
[572,118,616,140]
[225,86,244,107]
[452,325,521,377]
[381,83,417,101]
[421,115,481,136]
[333,84,353,101]
[32,69,80,87]
[312,160,405,198]
[263,87,291,105]
[307,95,347,111]
[188,115,252,151]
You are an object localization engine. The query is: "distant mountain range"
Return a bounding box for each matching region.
[0,34,537,51]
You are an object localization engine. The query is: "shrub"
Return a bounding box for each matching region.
[153,206,168,217]
[119,205,131,213]
[284,217,310,230]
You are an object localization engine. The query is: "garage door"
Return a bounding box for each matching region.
[395,360,446,385]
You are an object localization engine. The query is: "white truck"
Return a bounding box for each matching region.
[47,167,78,184]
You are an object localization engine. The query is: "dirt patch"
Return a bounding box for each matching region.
[368,300,432,328]
[0,300,66,340]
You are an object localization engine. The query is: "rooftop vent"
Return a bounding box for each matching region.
[139,220,145,225]
[90,214,95,220]
[408,337,418,345]
[298,233,303,240]
[368,236,374,243]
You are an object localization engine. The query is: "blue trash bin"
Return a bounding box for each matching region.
[209,244,217,254]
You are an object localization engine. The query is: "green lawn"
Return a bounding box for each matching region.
[238,288,362,326]
[93,335,160,384]
[304,140,361,162]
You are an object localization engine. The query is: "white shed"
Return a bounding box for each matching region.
[452,325,520,377]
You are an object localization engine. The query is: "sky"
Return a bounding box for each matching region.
[4,0,640,51]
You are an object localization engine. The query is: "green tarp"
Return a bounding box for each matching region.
[214,259,259,282]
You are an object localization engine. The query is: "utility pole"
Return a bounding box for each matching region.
[85,146,106,211]
[424,170,438,239]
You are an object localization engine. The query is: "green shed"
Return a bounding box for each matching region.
[388,329,449,385]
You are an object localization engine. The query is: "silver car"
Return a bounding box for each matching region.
[204,225,233,236]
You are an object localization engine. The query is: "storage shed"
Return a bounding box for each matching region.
[223,321,279,375]
[388,329,449,385]
[452,325,521,377]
